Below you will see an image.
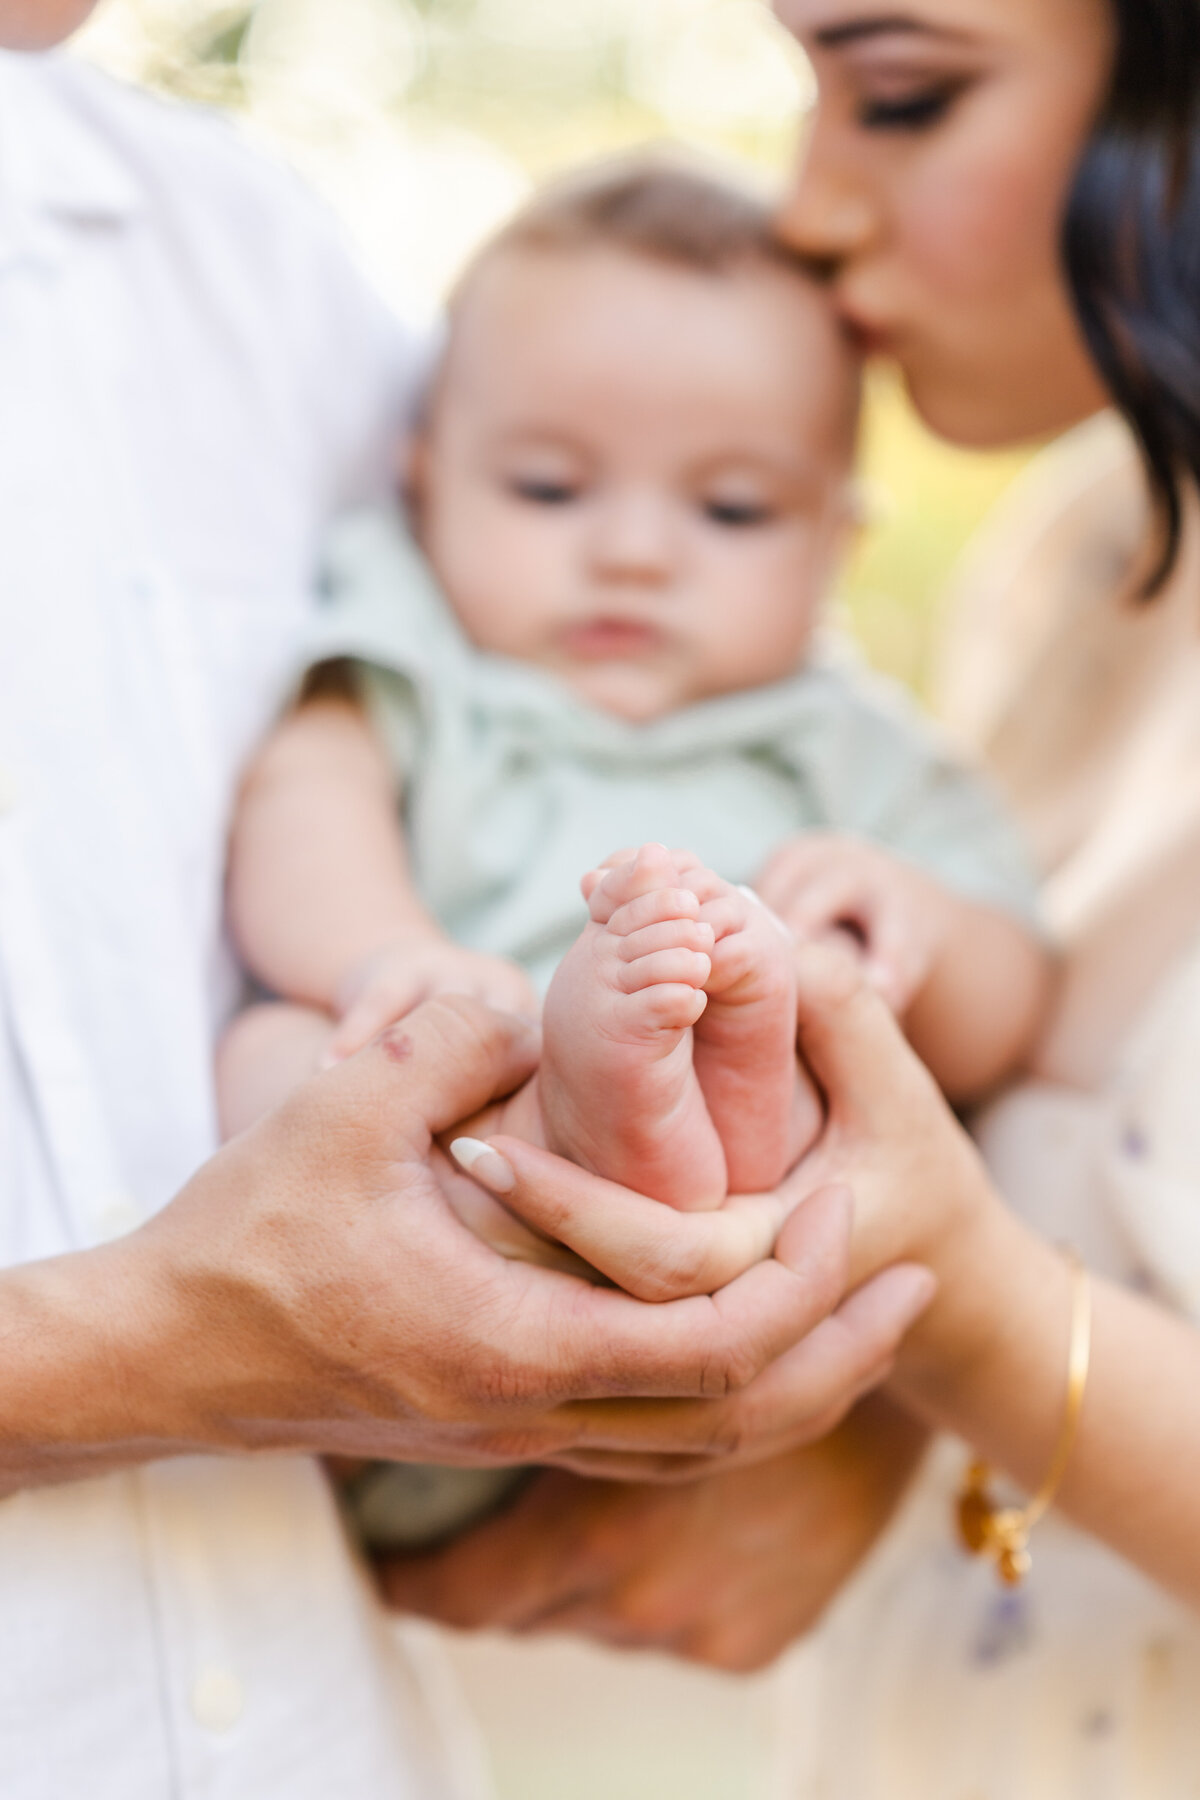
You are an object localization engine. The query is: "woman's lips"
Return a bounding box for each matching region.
[560,617,666,659]
[836,296,900,357]
[843,316,897,356]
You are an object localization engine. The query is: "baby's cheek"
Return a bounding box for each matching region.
[431,527,554,659]
[707,547,823,684]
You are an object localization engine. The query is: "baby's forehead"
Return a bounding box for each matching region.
[434,242,860,444]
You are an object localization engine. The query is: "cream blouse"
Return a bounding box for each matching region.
[775,415,1200,1799]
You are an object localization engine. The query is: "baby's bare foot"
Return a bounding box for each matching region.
[677,863,822,1192]
[535,843,727,1209]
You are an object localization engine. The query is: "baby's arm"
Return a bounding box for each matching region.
[223,688,535,1127]
[756,835,1054,1103]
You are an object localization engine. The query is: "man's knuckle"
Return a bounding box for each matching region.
[689,1624,775,1674]
[614,1579,676,1642]
[483,1425,555,1462]
[709,1331,761,1397]
[699,1341,736,1399]
[630,1241,705,1303]
[700,1407,747,1458]
[469,1362,529,1407]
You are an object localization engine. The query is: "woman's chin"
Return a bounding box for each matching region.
[902,366,1109,453]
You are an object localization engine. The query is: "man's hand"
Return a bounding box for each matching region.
[380,1396,928,1671]
[0,994,918,1493]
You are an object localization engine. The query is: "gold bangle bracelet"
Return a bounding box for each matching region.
[955,1248,1092,1587]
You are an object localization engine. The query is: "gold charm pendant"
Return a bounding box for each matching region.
[956,1462,1034,1586]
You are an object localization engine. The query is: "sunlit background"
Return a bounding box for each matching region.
[78,0,1031,696]
[70,5,1031,1795]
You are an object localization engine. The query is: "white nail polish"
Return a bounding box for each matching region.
[449,1137,516,1195]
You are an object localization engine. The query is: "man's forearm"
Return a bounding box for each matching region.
[0,1241,206,1494]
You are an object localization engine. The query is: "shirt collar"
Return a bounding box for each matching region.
[0,50,142,268]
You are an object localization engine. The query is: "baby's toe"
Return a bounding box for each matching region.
[586,843,692,922]
[617,917,715,967]
[603,885,703,940]
[617,944,713,995]
[617,974,709,1031]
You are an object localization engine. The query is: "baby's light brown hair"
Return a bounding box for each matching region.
[451,154,805,296]
[456,156,805,288]
[436,153,860,455]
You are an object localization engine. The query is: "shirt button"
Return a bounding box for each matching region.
[95,1196,141,1241]
[190,1667,244,1733]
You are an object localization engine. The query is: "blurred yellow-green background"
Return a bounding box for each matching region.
[73,5,1031,1795]
[79,0,1031,699]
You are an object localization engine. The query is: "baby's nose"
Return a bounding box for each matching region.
[588,489,679,584]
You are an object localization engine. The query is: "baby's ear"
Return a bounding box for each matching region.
[398,432,430,539]
[834,476,878,557]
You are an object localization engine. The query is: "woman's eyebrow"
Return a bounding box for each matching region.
[812,15,954,48]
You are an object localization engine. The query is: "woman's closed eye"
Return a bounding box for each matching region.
[856,80,969,133]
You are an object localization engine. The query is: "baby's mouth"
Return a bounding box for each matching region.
[559,616,666,660]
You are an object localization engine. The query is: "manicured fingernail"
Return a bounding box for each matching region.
[319,1048,344,1069]
[738,884,792,940]
[449,1137,516,1195]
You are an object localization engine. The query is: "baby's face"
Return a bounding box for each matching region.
[412,246,859,723]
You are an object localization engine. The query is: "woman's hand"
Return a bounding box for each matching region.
[380,1395,928,1670]
[756,833,956,1012]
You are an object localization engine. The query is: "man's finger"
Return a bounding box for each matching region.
[505,1184,853,1410]
[544,1254,935,1463]
[379,1471,608,1631]
[479,1138,786,1301]
[320,994,541,1151]
[326,986,417,1064]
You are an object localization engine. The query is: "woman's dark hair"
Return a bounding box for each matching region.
[1064,0,1200,590]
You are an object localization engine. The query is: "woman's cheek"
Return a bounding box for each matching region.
[905,149,1056,305]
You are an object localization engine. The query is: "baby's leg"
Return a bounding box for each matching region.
[679,864,823,1192]
[520,843,728,1210]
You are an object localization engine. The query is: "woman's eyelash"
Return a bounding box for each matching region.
[858,87,959,132]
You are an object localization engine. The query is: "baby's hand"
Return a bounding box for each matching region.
[324,938,539,1064]
[754,834,956,1014]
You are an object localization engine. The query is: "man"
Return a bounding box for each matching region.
[0,4,927,1794]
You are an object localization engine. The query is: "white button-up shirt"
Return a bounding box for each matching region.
[0,49,474,1800]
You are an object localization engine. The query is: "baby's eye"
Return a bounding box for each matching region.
[703,496,774,529]
[509,475,580,507]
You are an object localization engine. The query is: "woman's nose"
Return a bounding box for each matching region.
[775,124,878,269]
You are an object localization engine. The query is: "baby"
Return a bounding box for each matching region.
[220,157,1051,1548]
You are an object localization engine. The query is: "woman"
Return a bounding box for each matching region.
[386,0,1200,1788]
